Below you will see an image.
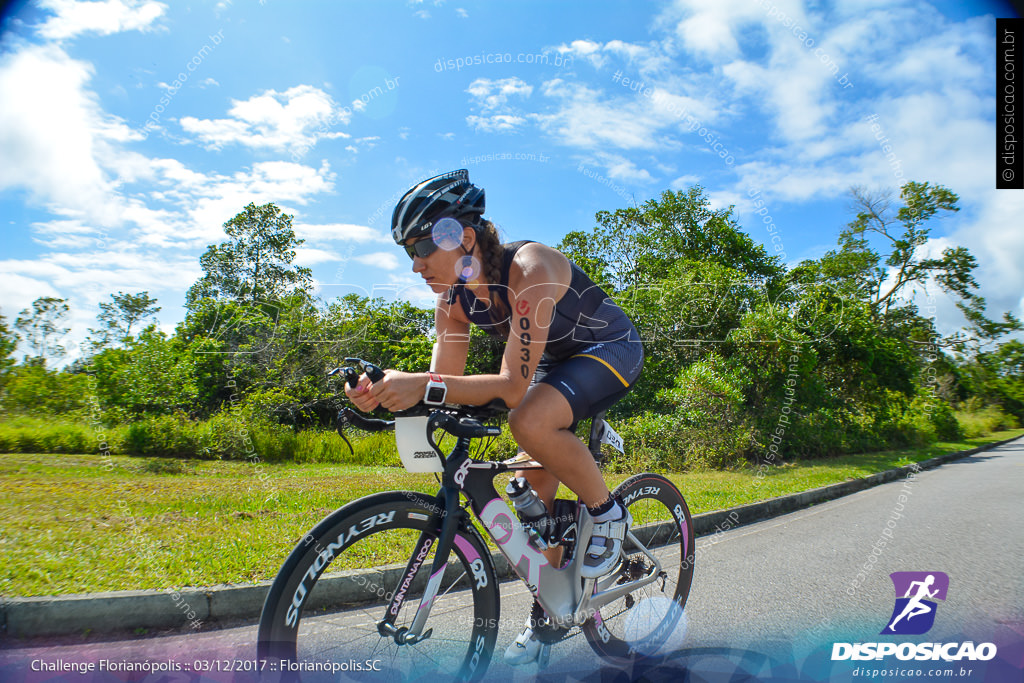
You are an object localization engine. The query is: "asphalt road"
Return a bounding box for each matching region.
[3,439,1022,682]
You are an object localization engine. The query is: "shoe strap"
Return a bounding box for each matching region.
[590,518,627,542]
[514,627,534,647]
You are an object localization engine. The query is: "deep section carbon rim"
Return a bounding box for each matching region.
[582,474,695,663]
[258,493,500,682]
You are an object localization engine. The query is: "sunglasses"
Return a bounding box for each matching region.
[403,238,440,260]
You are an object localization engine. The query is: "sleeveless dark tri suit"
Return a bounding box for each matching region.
[447,241,644,422]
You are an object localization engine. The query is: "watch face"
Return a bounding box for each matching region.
[427,386,446,403]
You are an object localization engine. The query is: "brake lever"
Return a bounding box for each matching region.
[345,357,385,383]
[327,365,361,388]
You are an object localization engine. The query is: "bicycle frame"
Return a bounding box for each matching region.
[382,432,666,645]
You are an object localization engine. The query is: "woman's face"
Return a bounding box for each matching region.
[407,221,476,293]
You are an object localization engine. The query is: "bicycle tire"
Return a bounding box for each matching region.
[257,491,500,682]
[582,473,695,663]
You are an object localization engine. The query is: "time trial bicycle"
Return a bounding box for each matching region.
[256,358,695,681]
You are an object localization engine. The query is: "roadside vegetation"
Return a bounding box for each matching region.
[2,182,1024,595]
[2,428,1020,596]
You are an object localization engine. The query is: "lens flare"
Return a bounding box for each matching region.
[432,217,463,251]
[457,255,481,281]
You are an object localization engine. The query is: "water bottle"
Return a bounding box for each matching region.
[506,477,552,550]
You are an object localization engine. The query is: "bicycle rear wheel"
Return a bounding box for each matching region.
[582,473,695,663]
[258,491,500,682]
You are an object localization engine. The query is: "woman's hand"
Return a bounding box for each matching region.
[368,370,428,412]
[343,374,380,412]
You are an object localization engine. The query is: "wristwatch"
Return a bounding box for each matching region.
[423,372,447,406]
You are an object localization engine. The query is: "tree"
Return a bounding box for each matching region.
[91,326,201,418]
[560,186,783,292]
[186,202,312,308]
[559,186,785,411]
[825,182,1019,347]
[88,291,161,348]
[0,310,17,383]
[14,296,70,364]
[958,339,1024,418]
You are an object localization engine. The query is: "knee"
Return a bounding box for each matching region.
[508,402,549,446]
[508,405,530,442]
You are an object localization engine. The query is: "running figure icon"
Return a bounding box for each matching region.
[881,571,949,635]
[887,574,938,630]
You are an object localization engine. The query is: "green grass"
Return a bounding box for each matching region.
[2,428,1021,597]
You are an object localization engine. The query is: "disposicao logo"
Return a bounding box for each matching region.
[881,571,948,635]
[832,571,997,662]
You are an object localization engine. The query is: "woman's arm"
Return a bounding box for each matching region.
[431,292,471,375]
[366,244,572,411]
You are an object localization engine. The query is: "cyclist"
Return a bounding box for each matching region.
[344,169,644,665]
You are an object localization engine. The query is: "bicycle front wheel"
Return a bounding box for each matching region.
[258,491,500,682]
[582,473,695,663]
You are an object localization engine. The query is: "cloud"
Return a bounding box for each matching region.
[588,153,655,183]
[0,44,146,229]
[533,80,678,152]
[180,85,351,153]
[354,251,401,271]
[466,114,526,133]
[943,191,1024,329]
[556,38,669,74]
[36,0,167,41]
[0,273,62,322]
[30,219,103,249]
[670,174,702,189]
[295,223,391,244]
[557,39,606,67]
[294,247,340,266]
[466,77,533,112]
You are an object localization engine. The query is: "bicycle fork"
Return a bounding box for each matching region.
[376,485,462,645]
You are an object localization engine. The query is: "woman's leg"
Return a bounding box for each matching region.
[508,383,611,508]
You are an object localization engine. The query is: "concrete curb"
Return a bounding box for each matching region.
[2,435,1019,639]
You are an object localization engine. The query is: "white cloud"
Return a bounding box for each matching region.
[466,77,533,112]
[0,273,62,322]
[354,251,401,271]
[180,85,351,153]
[0,44,139,227]
[594,154,655,183]
[557,39,605,67]
[943,191,1024,329]
[556,38,669,74]
[36,0,167,41]
[456,8,468,18]
[466,114,526,134]
[533,80,676,152]
[660,0,766,60]
[295,223,390,244]
[156,160,337,245]
[294,247,341,266]
[670,174,701,189]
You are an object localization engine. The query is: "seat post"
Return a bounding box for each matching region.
[587,411,607,464]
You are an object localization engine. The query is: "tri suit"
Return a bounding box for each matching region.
[447,240,644,422]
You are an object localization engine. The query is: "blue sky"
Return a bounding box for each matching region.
[1,0,1021,360]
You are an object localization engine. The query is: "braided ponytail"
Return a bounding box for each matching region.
[473,219,510,337]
